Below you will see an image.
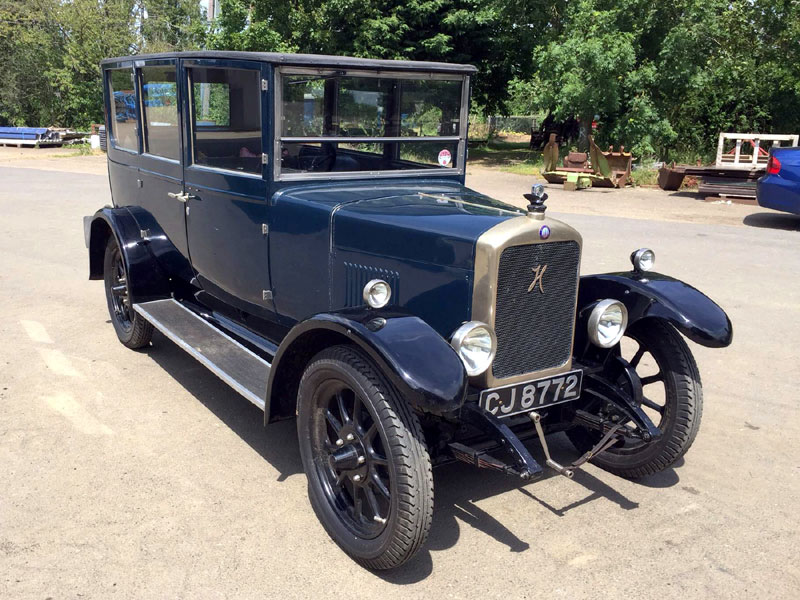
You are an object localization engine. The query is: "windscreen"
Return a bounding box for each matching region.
[277,71,466,177]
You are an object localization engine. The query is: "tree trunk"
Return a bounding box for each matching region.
[578,113,592,152]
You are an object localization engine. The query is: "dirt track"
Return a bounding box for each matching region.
[1,156,799,599]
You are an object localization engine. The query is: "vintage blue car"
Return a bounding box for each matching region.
[85,51,732,569]
[757,147,800,215]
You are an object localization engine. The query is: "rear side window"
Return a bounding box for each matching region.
[107,68,138,151]
[190,67,262,173]
[140,66,180,161]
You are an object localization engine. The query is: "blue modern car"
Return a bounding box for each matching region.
[757,147,800,214]
[85,51,732,569]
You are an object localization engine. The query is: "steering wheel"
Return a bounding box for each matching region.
[307,144,336,172]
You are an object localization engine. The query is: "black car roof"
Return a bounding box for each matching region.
[101,50,478,75]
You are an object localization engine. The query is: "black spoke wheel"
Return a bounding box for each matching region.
[103,237,153,349]
[568,319,703,479]
[313,381,393,538]
[297,345,433,570]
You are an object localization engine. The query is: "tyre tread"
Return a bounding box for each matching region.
[298,345,433,570]
[568,319,703,479]
[103,238,153,349]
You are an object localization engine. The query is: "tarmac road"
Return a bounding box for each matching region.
[1,165,799,599]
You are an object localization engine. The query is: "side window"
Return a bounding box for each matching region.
[107,68,138,151]
[140,66,180,161]
[190,67,262,173]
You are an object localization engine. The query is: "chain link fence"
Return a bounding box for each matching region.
[469,115,540,141]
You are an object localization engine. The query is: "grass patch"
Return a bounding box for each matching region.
[630,168,659,186]
[53,144,102,158]
[497,161,542,177]
[469,140,543,176]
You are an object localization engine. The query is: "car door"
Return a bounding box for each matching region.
[181,59,273,313]
[135,59,190,260]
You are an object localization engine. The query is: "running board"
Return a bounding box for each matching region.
[133,299,269,411]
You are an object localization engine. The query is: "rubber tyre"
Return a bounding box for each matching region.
[103,237,153,349]
[567,320,703,479]
[297,345,433,570]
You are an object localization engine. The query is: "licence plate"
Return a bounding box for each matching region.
[479,370,583,418]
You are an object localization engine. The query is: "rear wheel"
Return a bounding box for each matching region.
[103,237,153,349]
[297,345,433,570]
[568,320,703,479]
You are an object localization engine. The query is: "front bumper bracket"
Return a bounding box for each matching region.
[452,403,544,480]
[529,411,622,478]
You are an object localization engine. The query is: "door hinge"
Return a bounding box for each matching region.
[261,223,269,235]
[261,153,269,165]
[262,290,273,301]
[261,78,268,92]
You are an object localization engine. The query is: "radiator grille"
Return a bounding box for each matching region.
[492,241,580,378]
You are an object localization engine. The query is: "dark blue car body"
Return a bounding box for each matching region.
[86,50,733,416]
[757,147,800,215]
[85,51,733,569]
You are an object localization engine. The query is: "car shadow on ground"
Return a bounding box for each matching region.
[146,331,303,480]
[743,212,800,231]
[144,331,675,584]
[378,437,649,584]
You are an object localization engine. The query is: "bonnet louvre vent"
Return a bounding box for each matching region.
[344,263,400,307]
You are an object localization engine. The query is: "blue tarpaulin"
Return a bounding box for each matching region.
[0,126,66,146]
[0,127,52,140]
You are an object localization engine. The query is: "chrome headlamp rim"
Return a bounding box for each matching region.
[450,321,497,377]
[587,299,628,348]
[362,279,391,309]
[631,247,655,272]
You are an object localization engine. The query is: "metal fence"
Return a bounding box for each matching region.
[468,115,539,141]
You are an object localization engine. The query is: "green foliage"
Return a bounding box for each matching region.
[630,167,659,187]
[0,0,205,128]
[137,0,206,53]
[207,0,542,114]
[194,82,230,126]
[0,0,63,126]
[1,0,797,160]
[522,0,800,160]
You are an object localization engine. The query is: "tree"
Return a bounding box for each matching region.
[48,0,139,128]
[2,0,798,153]
[526,0,800,159]
[208,0,544,114]
[653,0,800,159]
[135,0,207,53]
[0,0,63,126]
[0,0,205,128]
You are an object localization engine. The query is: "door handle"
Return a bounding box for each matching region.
[167,191,194,203]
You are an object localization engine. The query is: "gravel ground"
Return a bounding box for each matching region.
[1,158,799,599]
[1,147,790,229]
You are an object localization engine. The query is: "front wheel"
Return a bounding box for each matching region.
[568,319,703,479]
[297,345,433,570]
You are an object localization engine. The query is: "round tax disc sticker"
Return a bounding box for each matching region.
[438,149,452,166]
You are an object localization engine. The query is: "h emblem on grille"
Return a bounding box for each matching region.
[527,264,547,294]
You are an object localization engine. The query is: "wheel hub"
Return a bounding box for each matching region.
[329,444,362,471]
[312,383,393,537]
[109,250,133,330]
[330,425,369,482]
